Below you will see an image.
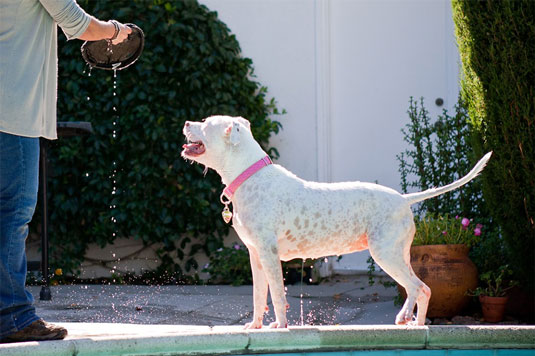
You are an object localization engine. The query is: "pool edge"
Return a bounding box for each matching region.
[0,324,533,356]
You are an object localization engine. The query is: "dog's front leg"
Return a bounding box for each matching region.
[244,246,268,329]
[256,241,288,328]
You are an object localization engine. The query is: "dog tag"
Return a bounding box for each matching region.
[222,206,233,223]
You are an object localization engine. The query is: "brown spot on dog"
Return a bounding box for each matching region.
[285,229,291,236]
[304,219,309,229]
[314,212,321,219]
[271,246,278,255]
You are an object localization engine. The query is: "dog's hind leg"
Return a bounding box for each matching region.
[244,246,269,329]
[368,218,431,326]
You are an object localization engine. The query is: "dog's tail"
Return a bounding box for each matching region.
[402,152,492,206]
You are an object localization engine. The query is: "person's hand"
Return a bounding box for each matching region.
[112,22,132,45]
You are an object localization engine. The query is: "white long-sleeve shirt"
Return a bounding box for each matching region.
[0,0,91,139]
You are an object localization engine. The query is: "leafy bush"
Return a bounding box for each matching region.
[452,0,535,289]
[32,0,282,278]
[202,243,252,286]
[397,97,484,218]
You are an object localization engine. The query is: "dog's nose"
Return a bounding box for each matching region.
[185,121,190,127]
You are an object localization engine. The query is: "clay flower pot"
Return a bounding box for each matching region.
[479,295,508,323]
[399,244,478,318]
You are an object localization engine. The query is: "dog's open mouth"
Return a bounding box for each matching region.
[182,140,206,157]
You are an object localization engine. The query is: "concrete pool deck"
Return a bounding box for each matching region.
[1,276,534,355]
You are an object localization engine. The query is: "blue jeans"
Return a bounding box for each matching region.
[0,132,41,337]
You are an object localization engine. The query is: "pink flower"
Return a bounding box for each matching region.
[474,228,482,236]
[233,244,241,250]
[442,231,447,235]
[476,223,483,229]
[461,218,470,228]
[455,215,459,219]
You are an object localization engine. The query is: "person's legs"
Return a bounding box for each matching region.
[0,132,41,338]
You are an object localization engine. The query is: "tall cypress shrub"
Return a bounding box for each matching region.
[452,1,535,289]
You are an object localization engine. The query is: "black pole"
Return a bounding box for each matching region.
[39,138,51,301]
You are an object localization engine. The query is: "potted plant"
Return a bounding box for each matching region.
[469,265,518,322]
[399,214,482,318]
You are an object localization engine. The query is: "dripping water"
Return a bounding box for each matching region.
[110,69,119,256]
[300,258,304,326]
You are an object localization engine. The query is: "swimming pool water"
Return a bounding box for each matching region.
[240,350,534,356]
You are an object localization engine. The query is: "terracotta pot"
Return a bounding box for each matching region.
[479,295,508,323]
[398,244,478,318]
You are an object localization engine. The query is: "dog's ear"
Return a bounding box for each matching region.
[225,122,241,146]
[236,117,251,131]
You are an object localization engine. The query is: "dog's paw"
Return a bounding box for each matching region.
[395,314,413,325]
[268,321,288,329]
[395,308,415,325]
[406,320,425,327]
[244,320,263,329]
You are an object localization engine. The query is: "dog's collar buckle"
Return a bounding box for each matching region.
[219,155,272,224]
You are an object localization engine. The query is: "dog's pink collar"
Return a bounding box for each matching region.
[221,155,272,202]
[219,155,272,224]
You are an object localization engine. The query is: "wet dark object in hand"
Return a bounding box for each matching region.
[81,24,144,71]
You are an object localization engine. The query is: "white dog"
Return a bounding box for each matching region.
[182,115,491,328]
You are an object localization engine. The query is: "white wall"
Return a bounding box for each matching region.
[201,0,460,273]
[201,0,320,181]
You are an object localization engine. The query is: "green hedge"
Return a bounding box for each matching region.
[32,0,282,279]
[452,0,535,289]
